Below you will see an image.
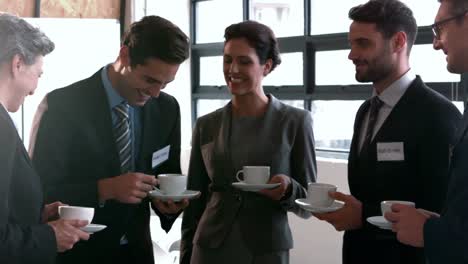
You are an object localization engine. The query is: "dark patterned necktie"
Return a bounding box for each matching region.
[114,103,131,173]
[362,96,384,149]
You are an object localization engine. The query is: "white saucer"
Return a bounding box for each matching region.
[148,189,201,202]
[231,182,281,192]
[367,216,392,230]
[81,224,106,234]
[295,199,344,213]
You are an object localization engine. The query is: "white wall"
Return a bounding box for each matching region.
[289,158,349,264]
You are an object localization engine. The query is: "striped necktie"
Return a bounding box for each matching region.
[114,103,132,173]
[362,96,384,150]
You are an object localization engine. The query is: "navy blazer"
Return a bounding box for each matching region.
[29,69,182,264]
[344,76,461,264]
[424,111,468,263]
[0,104,56,264]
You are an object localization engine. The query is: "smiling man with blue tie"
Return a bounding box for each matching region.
[29,16,190,264]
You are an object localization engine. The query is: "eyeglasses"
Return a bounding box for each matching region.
[431,11,468,40]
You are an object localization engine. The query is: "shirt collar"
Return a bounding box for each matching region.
[372,69,416,107]
[101,64,125,109]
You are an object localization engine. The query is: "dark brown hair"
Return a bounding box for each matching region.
[224,20,281,72]
[122,16,189,66]
[349,0,417,54]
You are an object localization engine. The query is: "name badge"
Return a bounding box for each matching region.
[377,142,404,161]
[152,145,170,169]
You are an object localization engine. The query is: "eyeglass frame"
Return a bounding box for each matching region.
[431,10,468,40]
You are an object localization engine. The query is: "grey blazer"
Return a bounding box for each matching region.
[180,95,317,263]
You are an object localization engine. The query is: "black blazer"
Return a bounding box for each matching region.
[344,76,461,264]
[0,104,56,264]
[30,69,182,264]
[424,111,468,263]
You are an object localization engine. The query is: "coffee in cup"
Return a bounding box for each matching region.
[157,174,187,195]
[235,166,270,184]
[58,205,94,223]
[307,183,337,207]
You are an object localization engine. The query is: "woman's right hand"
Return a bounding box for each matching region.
[47,219,90,252]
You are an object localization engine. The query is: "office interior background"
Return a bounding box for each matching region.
[2,0,467,263]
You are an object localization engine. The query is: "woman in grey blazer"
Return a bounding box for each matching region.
[181,21,317,264]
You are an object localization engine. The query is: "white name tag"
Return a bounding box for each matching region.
[377,142,404,161]
[152,145,170,169]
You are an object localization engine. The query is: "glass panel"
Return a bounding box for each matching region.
[410,44,460,83]
[316,50,357,85]
[315,45,460,85]
[264,52,303,85]
[196,0,243,44]
[250,0,304,37]
[196,99,230,118]
[200,53,303,86]
[200,56,224,86]
[311,0,440,35]
[311,100,364,154]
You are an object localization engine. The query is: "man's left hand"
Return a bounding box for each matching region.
[42,201,66,223]
[385,204,430,247]
[259,174,292,201]
[152,198,189,214]
[313,192,363,231]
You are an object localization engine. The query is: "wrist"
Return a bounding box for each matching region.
[98,178,113,202]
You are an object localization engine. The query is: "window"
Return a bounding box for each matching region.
[195,0,243,44]
[192,0,466,160]
[250,0,304,37]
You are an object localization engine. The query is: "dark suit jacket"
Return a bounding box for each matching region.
[0,104,56,264]
[344,76,461,264]
[424,110,468,263]
[180,95,316,264]
[29,69,182,264]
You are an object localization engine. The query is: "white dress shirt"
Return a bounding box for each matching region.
[358,69,417,152]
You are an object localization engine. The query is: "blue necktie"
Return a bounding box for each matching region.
[114,103,131,173]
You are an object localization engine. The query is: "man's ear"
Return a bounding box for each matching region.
[119,45,131,67]
[10,54,23,77]
[392,31,407,54]
[263,58,273,76]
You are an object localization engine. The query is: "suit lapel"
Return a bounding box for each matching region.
[85,70,121,178]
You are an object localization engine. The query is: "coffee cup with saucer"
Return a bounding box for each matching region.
[58,205,106,234]
[149,174,200,202]
[367,200,415,230]
[231,166,280,192]
[295,183,343,213]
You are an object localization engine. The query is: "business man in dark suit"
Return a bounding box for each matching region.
[313,1,461,263]
[387,0,468,263]
[0,13,89,264]
[29,16,190,264]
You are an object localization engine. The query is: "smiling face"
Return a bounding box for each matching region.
[223,38,271,97]
[433,2,468,73]
[348,22,395,84]
[117,53,180,107]
[8,55,44,112]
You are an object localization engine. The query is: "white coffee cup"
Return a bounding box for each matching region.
[158,174,187,195]
[307,183,337,207]
[58,206,94,223]
[381,200,415,216]
[235,166,270,184]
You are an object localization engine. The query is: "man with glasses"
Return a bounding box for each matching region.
[313,0,461,263]
[387,0,468,263]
